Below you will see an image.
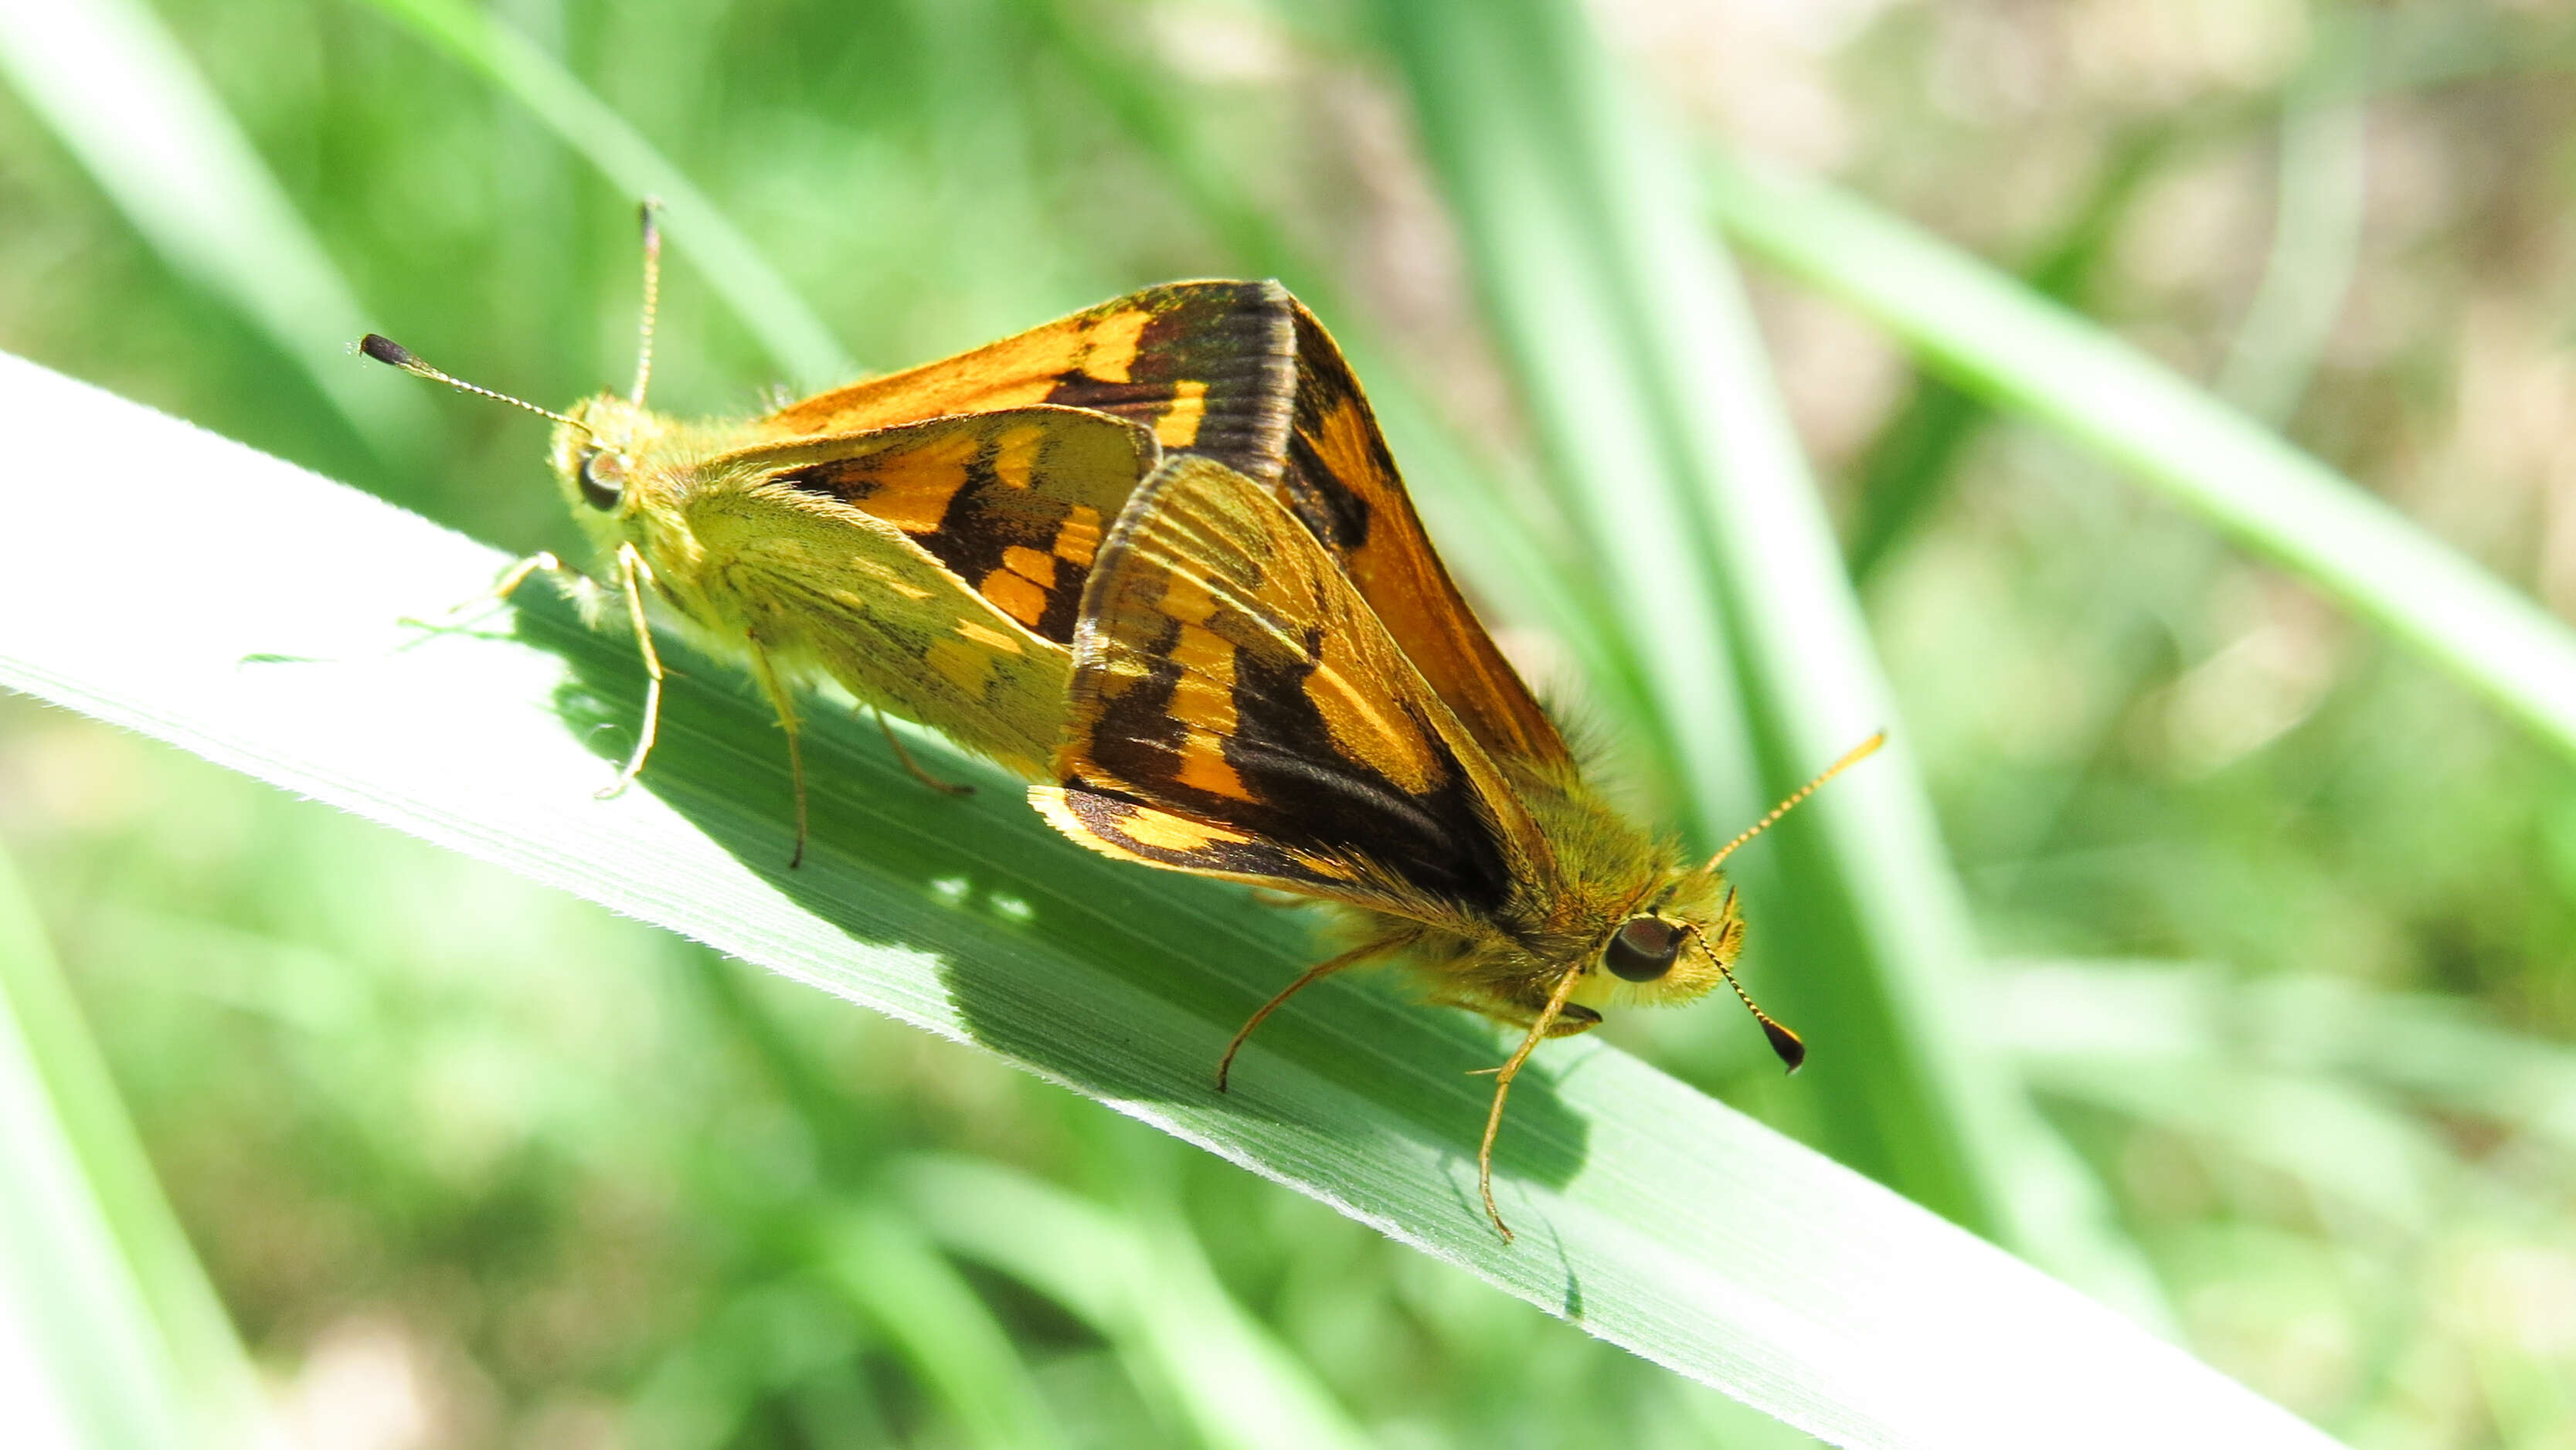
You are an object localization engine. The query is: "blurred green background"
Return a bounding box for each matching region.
[6,0,2576,1445]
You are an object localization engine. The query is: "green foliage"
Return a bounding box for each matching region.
[0,352,2324,1444]
[3,0,2574,1445]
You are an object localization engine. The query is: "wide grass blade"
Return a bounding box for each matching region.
[0,351,2342,1445]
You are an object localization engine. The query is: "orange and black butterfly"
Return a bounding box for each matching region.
[1025,327,1881,1240]
[367,205,1305,861]
[369,210,1874,1238]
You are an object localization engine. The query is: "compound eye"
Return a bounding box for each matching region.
[576,449,628,511]
[1604,917,1682,982]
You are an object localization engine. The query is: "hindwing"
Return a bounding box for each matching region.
[722,405,1160,647]
[668,409,1158,775]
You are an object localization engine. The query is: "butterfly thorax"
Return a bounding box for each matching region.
[551,397,825,641]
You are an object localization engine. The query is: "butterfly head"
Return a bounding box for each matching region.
[1598,872,1737,996]
[556,195,671,519]
[1570,733,1891,1068]
[550,394,658,519]
[353,331,665,528]
[1600,875,1801,1070]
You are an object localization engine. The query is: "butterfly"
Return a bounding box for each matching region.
[368,205,1876,1239]
[368,204,1309,862]
[1031,440,1879,1241]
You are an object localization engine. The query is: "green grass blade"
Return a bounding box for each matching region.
[355,0,853,388]
[1843,126,2174,579]
[1370,0,2157,1309]
[0,348,2346,1445]
[0,0,428,449]
[2006,961,2576,1177]
[1705,147,2576,760]
[2213,19,2371,423]
[0,846,263,1449]
[899,1156,1371,1450]
[0,853,188,1449]
[817,1204,1072,1450]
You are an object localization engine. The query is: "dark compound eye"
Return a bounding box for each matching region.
[577,449,627,511]
[1604,916,1682,982]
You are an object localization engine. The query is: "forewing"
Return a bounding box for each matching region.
[1040,456,1551,920]
[1272,303,1572,769]
[757,280,1567,772]
[762,282,1295,470]
[721,406,1159,647]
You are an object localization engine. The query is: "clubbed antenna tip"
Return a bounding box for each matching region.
[359,332,420,370]
[356,332,589,434]
[1759,1017,1806,1074]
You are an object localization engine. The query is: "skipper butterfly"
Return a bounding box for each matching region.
[369,205,1877,1239]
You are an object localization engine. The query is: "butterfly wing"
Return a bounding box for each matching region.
[761,280,1568,773]
[722,403,1161,647]
[1035,456,1553,922]
[686,408,1159,775]
[762,282,1296,470]
[1270,302,1572,772]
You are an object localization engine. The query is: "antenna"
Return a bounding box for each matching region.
[358,334,591,436]
[1717,959,1806,1071]
[630,196,664,405]
[1688,889,1806,1073]
[1701,731,1886,874]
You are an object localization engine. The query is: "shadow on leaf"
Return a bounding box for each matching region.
[505,584,1594,1223]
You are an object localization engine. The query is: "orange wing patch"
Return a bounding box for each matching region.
[1275,304,1573,771]
[1155,379,1209,448]
[991,420,1045,490]
[1076,307,1150,382]
[1032,787,1360,885]
[760,282,1294,478]
[848,425,976,532]
[1049,506,1103,568]
[980,568,1049,629]
[735,406,1161,648]
[1048,457,1551,919]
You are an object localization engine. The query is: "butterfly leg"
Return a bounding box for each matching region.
[1460,1004,1598,1075]
[1439,992,1600,1038]
[1477,964,1588,1243]
[597,542,666,803]
[490,550,579,603]
[1216,927,1421,1092]
[872,709,975,797]
[742,630,810,870]
[401,551,592,635]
